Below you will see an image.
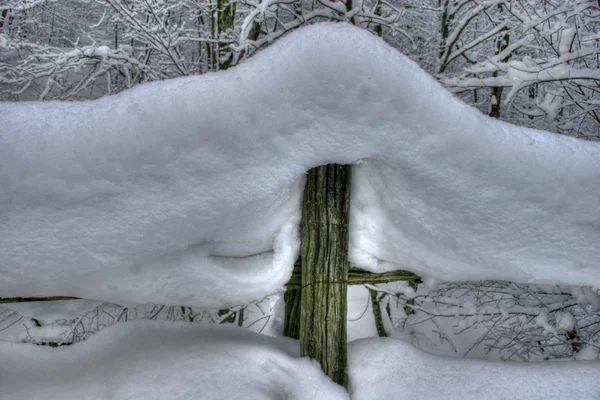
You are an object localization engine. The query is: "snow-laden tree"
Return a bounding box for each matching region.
[233,0,411,63]
[437,0,600,139]
[0,0,134,99]
[372,280,600,361]
[0,0,224,99]
[2,0,599,140]
[381,1,600,139]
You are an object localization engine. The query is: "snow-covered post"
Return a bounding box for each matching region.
[300,164,351,388]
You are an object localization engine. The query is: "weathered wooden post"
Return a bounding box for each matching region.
[285,164,421,387]
[299,164,351,388]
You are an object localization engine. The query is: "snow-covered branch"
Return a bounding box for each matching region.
[384,280,600,361]
[234,0,412,63]
[0,0,54,11]
[438,0,600,138]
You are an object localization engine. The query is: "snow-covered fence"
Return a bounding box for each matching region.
[1,22,600,399]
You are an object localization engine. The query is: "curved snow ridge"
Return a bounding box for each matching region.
[349,338,600,400]
[1,23,599,306]
[0,321,349,400]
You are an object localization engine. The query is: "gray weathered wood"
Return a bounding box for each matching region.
[284,260,420,342]
[369,289,388,337]
[286,261,420,289]
[283,289,301,339]
[0,296,79,304]
[300,164,351,388]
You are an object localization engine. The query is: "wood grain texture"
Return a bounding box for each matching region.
[300,164,351,388]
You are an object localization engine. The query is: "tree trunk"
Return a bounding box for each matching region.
[300,164,351,388]
[1,9,8,31]
[489,9,510,119]
[214,0,236,70]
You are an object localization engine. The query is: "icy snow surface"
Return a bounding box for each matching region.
[0,320,349,400]
[349,338,600,400]
[1,23,599,306]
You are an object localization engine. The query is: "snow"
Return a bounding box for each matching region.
[349,337,600,400]
[0,296,284,345]
[0,320,349,400]
[1,319,597,399]
[1,23,599,307]
[576,346,600,361]
[350,133,599,285]
[556,312,575,331]
[347,285,379,341]
[3,299,106,322]
[0,0,50,10]
[535,93,563,121]
[380,279,600,362]
[0,308,39,343]
[559,26,576,55]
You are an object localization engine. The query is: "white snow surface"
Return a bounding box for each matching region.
[349,338,600,400]
[1,23,599,306]
[3,299,106,322]
[0,321,349,400]
[2,320,598,400]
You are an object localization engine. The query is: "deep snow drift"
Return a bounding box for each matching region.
[1,320,597,400]
[348,337,600,400]
[0,321,349,400]
[1,23,599,306]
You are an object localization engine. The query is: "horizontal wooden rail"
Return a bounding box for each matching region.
[0,296,80,304]
[286,259,420,289]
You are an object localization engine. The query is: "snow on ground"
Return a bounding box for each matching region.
[0,295,284,345]
[0,289,381,345]
[1,319,598,400]
[0,289,375,345]
[3,299,107,322]
[4,283,597,362]
[0,300,109,345]
[0,320,349,400]
[1,23,599,307]
[349,337,600,400]
[347,285,379,341]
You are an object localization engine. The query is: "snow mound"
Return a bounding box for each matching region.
[0,321,349,400]
[349,338,600,400]
[1,23,599,306]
